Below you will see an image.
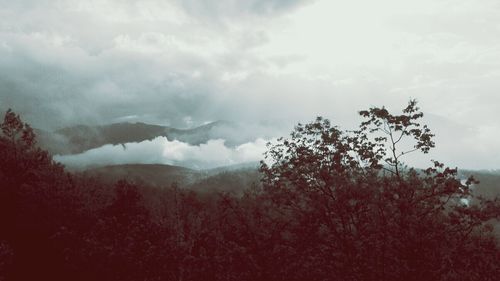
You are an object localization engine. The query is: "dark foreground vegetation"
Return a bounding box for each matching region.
[1,101,499,281]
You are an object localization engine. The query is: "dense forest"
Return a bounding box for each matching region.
[1,101,499,281]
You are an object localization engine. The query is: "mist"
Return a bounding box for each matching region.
[54,137,270,170]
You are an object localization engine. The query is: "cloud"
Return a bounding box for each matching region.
[0,0,318,131]
[54,137,270,170]
[1,0,500,169]
[175,0,311,20]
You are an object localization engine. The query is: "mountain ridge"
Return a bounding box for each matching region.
[84,163,260,195]
[37,120,238,155]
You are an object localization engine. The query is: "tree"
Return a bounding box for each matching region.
[260,100,500,281]
[0,109,86,280]
[358,99,434,177]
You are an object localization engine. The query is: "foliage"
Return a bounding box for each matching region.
[0,104,499,281]
[260,100,500,280]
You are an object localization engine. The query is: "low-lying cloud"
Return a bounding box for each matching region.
[54,137,270,170]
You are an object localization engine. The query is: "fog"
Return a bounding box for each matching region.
[54,137,270,170]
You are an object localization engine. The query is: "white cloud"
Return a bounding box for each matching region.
[54,137,270,170]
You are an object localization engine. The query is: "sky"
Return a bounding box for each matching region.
[1,0,500,169]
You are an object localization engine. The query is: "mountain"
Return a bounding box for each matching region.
[187,167,261,195]
[82,164,500,199]
[55,123,167,153]
[459,169,500,199]
[38,120,236,155]
[82,163,261,195]
[83,164,204,187]
[462,170,500,238]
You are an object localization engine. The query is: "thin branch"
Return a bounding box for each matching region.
[394,127,407,145]
[400,148,419,158]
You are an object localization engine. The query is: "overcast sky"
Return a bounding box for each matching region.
[1,0,500,169]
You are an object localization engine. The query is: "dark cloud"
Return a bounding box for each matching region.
[0,29,219,129]
[0,0,292,129]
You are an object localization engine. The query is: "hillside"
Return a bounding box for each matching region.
[83,164,204,187]
[82,163,500,198]
[459,170,500,199]
[38,120,236,155]
[83,163,261,195]
[187,167,261,195]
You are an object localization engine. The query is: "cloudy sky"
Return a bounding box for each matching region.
[1,0,500,169]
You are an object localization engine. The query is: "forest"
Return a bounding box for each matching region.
[1,101,499,281]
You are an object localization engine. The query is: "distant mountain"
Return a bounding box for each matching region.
[56,123,167,152]
[459,169,500,199]
[82,164,500,199]
[37,120,236,155]
[83,164,205,187]
[206,161,260,173]
[460,170,500,239]
[83,163,261,195]
[187,167,261,195]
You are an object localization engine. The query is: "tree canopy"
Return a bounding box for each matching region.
[260,100,500,280]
